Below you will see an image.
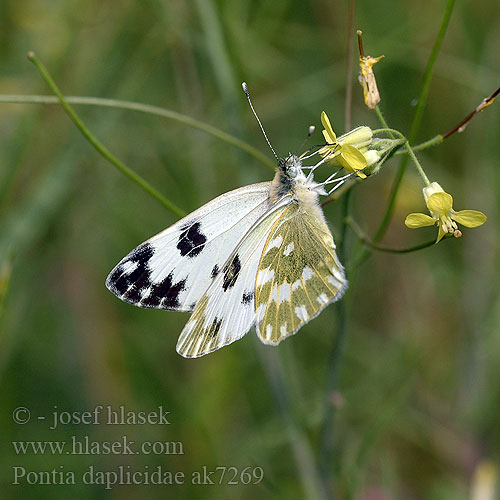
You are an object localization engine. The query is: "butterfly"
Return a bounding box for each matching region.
[106,84,350,358]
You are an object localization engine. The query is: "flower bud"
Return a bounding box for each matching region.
[423,182,445,203]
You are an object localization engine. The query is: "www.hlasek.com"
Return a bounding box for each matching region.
[12,435,183,456]
[12,465,264,489]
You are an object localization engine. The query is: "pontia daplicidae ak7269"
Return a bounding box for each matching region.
[106,83,350,357]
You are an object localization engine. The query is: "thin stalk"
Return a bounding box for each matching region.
[319,188,352,494]
[373,128,430,186]
[396,134,443,154]
[442,84,500,138]
[373,0,456,242]
[259,347,328,500]
[393,85,499,156]
[26,52,185,218]
[374,105,394,139]
[344,1,356,131]
[346,216,435,253]
[405,144,430,185]
[0,94,275,170]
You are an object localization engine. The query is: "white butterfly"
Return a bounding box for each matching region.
[106,84,350,358]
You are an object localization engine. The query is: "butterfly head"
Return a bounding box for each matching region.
[271,154,311,203]
[278,154,303,180]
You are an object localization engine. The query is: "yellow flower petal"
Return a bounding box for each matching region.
[405,213,436,228]
[436,224,447,243]
[339,146,367,178]
[340,145,367,169]
[322,129,333,144]
[338,126,372,148]
[320,111,336,143]
[426,192,453,215]
[452,210,487,228]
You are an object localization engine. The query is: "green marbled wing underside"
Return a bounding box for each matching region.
[255,203,347,344]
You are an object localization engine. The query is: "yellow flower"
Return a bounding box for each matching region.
[405,182,487,243]
[318,111,372,178]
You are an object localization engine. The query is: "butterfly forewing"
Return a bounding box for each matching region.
[176,198,291,357]
[255,203,347,344]
[106,182,272,312]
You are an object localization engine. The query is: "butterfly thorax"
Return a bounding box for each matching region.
[270,155,324,217]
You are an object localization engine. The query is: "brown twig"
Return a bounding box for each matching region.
[357,30,364,58]
[442,85,500,139]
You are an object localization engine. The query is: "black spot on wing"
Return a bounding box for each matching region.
[124,281,148,303]
[107,243,187,310]
[211,264,219,279]
[177,222,207,258]
[130,242,155,265]
[141,273,187,309]
[107,243,154,299]
[241,291,254,305]
[222,254,241,291]
[107,265,129,295]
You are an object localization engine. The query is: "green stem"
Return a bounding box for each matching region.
[344,0,356,131]
[259,347,328,500]
[0,94,275,170]
[374,105,394,139]
[373,0,456,242]
[26,52,186,218]
[319,189,351,494]
[346,216,435,253]
[396,134,444,154]
[405,143,430,186]
[372,127,430,186]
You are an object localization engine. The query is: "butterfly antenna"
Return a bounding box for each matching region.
[242,82,279,161]
[296,125,316,158]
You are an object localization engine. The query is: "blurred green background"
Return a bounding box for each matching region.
[0,0,499,498]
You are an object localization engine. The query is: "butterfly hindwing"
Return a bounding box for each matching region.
[106,182,272,312]
[176,198,291,357]
[255,202,347,344]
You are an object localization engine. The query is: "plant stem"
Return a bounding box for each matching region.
[405,143,430,186]
[0,94,275,170]
[372,127,430,186]
[374,105,394,139]
[26,52,186,218]
[395,134,443,154]
[319,188,352,494]
[259,347,328,500]
[442,84,500,138]
[393,85,499,155]
[346,216,435,253]
[344,1,356,131]
[373,0,456,242]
